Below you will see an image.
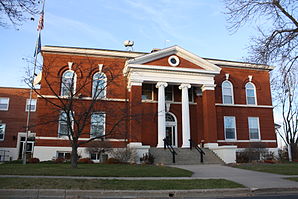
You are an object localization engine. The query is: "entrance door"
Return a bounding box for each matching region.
[165,112,177,147]
[166,125,176,147]
[18,136,34,159]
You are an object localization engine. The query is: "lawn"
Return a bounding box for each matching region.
[0,163,192,177]
[286,177,298,182]
[0,178,244,190]
[234,162,298,175]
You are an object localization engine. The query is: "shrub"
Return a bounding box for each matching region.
[110,148,136,163]
[27,158,40,163]
[104,158,121,164]
[78,158,93,164]
[141,153,155,164]
[54,157,65,163]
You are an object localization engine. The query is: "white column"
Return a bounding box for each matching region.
[156,82,168,148]
[179,83,191,148]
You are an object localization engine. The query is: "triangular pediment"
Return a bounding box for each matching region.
[127,45,221,72]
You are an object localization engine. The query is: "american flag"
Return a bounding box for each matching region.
[37,10,44,31]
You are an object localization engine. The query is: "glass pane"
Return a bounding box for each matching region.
[0,134,3,140]
[91,113,104,137]
[165,86,173,101]
[250,129,259,139]
[223,96,232,104]
[247,97,256,105]
[57,152,64,158]
[247,89,255,97]
[246,83,254,89]
[188,88,193,102]
[142,84,153,100]
[223,87,232,95]
[226,128,235,139]
[90,153,96,160]
[0,104,7,109]
[165,113,175,122]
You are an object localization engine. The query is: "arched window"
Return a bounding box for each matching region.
[222,81,234,104]
[166,113,175,122]
[245,82,257,105]
[92,72,106,99]
[61,70,76,97]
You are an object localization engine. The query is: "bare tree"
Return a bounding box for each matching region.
[0,0,39,28]
[273,68,298,159]
[25,56,144,168]
[224,0,298,72]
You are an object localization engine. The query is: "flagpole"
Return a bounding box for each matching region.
[22,0,45,165]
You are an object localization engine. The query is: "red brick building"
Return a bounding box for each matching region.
[0,87,37,161]
[0,45,277,163]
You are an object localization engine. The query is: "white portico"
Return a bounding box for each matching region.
[123,46,221,148]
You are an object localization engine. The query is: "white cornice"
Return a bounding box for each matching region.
[41,46,144,58]
[37,95,128,102]
[126,64,220,75]
[215,103,273,108]
[208,59,274,70]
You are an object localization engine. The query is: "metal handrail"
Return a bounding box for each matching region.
[189,139,205,163]
[163,138,177,163]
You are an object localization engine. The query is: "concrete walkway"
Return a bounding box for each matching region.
[172,164,298,189]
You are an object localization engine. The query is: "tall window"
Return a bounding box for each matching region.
[0,98,9,111]
[248,117,260,140]
[0,123,6,141]
[246,82,257,105]
[142,84,153,100]
[165,85,173,101]
[222,81,233,104]
[92,72,106,99]
[224,116,236,140]
[188,87,194,102]
[61,70,76,97]
[25,99,37,112]
[58,111,73,136]
[90,112,105,137]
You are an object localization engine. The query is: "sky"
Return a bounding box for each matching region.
[0,0,256,88]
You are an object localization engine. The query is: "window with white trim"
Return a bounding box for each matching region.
[92,72,106,99]
[165,85,174,101]
[142,84,154,100]
[90,112,105,138]
[0,123,6,141]
[58,111,74,136]
[248,117,260,140]
[57,151,71,159]
[245,82,257,105]
[61,70,76,97]
[224,116,236,140]
[25,99,37,112]
[222,81,233,104]
[0,98,9,111]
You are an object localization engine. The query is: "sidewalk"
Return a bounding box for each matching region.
[172,164,298,189]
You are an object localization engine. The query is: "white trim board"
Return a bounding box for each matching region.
[217,140,277,143]
[215,103,273,108]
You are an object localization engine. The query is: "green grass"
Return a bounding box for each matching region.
[285,177,298,182]
[0,163,192,177]
[234,162,298,175]
[0,178,244,190]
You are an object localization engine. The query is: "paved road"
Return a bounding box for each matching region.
[172,164,298,189]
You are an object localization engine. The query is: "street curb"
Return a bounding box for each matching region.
[1,188,298,198]
[0,188,252,198]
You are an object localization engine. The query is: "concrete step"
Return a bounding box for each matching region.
[149,147,224,165]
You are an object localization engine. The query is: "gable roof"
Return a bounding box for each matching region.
[127,45,221,72]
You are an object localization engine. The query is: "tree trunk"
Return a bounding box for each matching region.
[71,144,79,168]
